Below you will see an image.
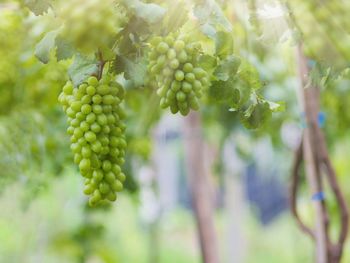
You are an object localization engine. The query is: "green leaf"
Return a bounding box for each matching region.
[24,0,51,15]
[124,0,166,24]
[229,88,241,111]
[267,100,285,112]
[194,0,232,37]
[68,54,99,87]
[200,23,217,39]
[198,54,217,71]
[209,78,236,103]
[237,61,262,90]
[55,37,75,61]
[235,83,252,107]
[309,62,332,88]
[34,29,60,64]
[215,31,233,58]
[193,1,212,22]
[163,0,188,33]
[112,55,147,88]
[214,55,241,81]
[209,0,232,32]
[240,100,272,129]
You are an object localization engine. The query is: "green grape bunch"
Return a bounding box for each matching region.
[58,75,127,206]
[148,33,209,116]
[57,0,127,54]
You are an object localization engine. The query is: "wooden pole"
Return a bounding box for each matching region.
[183,111,220,263]
[294,44,349,263]
[296,44,330,263]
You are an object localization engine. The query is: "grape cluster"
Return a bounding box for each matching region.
[58,75,126,206]
[148,33,209,116]
[58,0,126,53]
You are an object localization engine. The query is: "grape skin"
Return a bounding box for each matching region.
[59,75,126,206]
[148,33,207,116]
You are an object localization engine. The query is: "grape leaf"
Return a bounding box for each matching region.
[200,23,217,39]
[229,88,241,111]
[239,100,272,129]
[214,55,241,81]
[237,61,262,90]
[267,100,285,112]
[209,78,236,103]
[34,29,60,64]
[208,0,231,32]
[124,0,166,24]
[235,83,252,107]
[55,37,75,61]
[68,54,99,87]
[24,0,51,15]
[215,31,234,59]
[309,62,332,88]
[194,0,232,37]
[163,0,188,33]
[198,54,217,71]
[112,55,147,88]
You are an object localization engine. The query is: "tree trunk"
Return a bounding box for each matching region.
[183,111,220,263]
[223,136,246,263]
[296,44,329,263]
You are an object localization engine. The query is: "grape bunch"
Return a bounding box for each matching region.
[148,33,209,116]
[57,0,126,53]
[58,75,126,206]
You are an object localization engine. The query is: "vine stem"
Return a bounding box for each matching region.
[292,43,349,263]
[297,43,329,263]
[290,139,315,240]
[97,50,106,80]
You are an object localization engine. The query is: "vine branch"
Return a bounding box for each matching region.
[291,43,349,263]
[97,50,106,80]
[290,138,315,240]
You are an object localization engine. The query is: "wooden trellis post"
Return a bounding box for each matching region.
[290,44,349,263]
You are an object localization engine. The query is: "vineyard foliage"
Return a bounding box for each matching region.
[1,0,350,206]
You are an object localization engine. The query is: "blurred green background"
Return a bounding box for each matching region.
[1,1,350,262]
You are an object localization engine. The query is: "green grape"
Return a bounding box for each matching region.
[71,101,82,112]
[97,114,108,126]
[82,146,92,158]
[157,42,169,53]
[81,104,92,114]
[59,76,127,206]
[80,121,90,132]
[148,32,209,115]
[79,158,91,172]
[76,112,85,121]
[86,112,96,124]
[182,82,192,93]
[85,131,96,142]
[81,95,92,104]
[67,126,74,135]
[86,86,96,96]
[74,128,84,138]
[183,63,193,73]
[105,171,115,184]
[91,123,101,133]
[71,136,78,143]
[70,118,80,127]
[117,172,126,182]
[106,192,117,202]
[93,105,103,114]
[92,94,102,104]
[91,142,102,153]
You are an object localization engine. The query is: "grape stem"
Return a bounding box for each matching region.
[97,50,106,80]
